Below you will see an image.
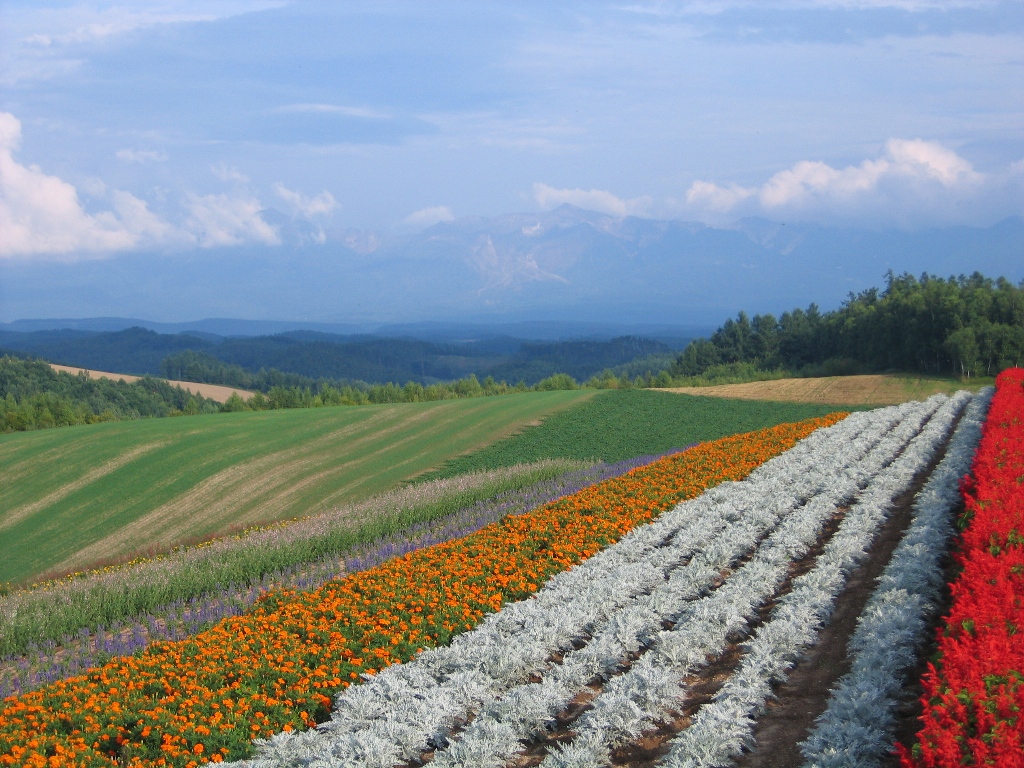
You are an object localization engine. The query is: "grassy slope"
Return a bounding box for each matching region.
[0,391,590,584]
[429,388,851,478]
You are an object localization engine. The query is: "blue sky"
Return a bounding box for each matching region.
[0,0,1022,260]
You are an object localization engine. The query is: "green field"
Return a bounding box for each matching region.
[429,388,854,478]
[0,391,590,584]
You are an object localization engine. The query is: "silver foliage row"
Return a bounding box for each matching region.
[659,391,972,768]
[797,387,992,768]
[233,393,967,768]
[453,395,948,768]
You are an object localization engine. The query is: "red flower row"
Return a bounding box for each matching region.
[903,369,1024,767]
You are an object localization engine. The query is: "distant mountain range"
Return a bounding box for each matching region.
[1,206,1020,327]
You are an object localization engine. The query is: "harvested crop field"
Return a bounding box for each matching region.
[48,363,254,403]
[665,373,983,406]
[0,390,589,584]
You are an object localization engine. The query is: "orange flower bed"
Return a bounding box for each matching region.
[0,413,845,768]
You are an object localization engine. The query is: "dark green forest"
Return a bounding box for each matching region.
[0,357,220,433]
[0,328,678,387]
[670,272,1024,380]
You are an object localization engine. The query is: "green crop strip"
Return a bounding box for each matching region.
[427,388,858,478]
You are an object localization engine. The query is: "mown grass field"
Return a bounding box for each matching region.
[665,373,987,405]
[428,388,852,478]
[0,390,590,585]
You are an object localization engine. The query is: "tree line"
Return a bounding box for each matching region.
[670,272,1023,380]
[0,356,221,433]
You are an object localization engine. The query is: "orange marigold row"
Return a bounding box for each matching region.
[0,413,846,768]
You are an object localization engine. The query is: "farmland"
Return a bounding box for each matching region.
[0,415,841,766]
[1,372,1019,767]
[0,390,589,585]
[0,390,851,586]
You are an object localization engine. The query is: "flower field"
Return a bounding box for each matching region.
[901,368,1024,767]
[0,458,652,699]
[236,393,972,768]
[0,414,841,768]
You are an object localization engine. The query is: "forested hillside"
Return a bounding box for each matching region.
[671,272,1023,379]
[0,357,220,433]
[0,327,678,388]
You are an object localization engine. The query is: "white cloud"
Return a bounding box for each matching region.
[211,162,250,183]
[0,112,173,258]
[183,192,279,247]
[115,148,168,164]
[684,139,1005,226]
[404,205,455,227]
[533,182,653,217]
[273,183,337,217]
[684,180,753,212]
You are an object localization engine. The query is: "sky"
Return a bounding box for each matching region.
[0,0,1022,265]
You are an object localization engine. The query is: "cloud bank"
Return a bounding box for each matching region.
[0,113,171,257]
[0,113,345,258]
[183,193,279,248]
[684,139,1020,227]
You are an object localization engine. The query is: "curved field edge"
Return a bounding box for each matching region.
[425,388,850,479]
[0,390,590,585]
[0,414,843,768]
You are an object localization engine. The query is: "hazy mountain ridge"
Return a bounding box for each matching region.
[1,207,1020,326]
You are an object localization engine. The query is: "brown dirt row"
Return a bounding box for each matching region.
[48,363,254,403]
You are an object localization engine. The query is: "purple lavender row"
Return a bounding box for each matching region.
[0,450,688,699]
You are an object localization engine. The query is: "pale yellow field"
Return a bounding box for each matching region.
[664,374,984,406]
[49,364,254,403]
